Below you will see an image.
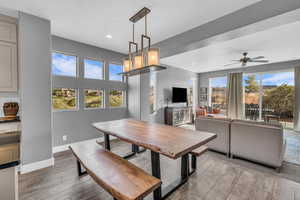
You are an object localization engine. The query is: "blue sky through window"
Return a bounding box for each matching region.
[109,63,123,81]
[84,59,103,79]
[262,71,294,86]
[210,76,227,87]
[52,52,77,77]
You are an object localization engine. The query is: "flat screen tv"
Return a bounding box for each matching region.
[172,87,187,103]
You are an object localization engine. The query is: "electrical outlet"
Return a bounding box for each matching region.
[63,135,67,141]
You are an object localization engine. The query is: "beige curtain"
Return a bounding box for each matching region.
[227,73,243,119]
[294,67,300,131]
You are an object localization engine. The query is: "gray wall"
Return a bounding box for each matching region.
[198,59,300,106]
[19,12,52,165]
[128,66,197,124]
[153,66,197,123]
[127,75,141,120]
[51,36,127,147]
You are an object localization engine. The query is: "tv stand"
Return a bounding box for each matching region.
[165,106,192,126]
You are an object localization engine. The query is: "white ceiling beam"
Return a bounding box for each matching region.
[155,0,300,58]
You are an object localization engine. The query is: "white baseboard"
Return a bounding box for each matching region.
[52,136,117,154]
[20,157,54,174]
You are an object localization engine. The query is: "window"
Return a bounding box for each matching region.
[84,59,104,79]
[52,52,77,77]
[84,89,104,109]
[243,71,294,129]
[188,87,193,106]
[187,79,193,106]
[52,88,77,110]
[244,74,261,121]
[109,63,123,81]
[109,90,124,107]
[209,76,227,115]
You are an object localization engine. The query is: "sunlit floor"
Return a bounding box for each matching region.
[19,140,300,200]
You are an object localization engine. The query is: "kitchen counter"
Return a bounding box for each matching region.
[0,160,19,170]
[0,121,21,169]
[0,117,20,123]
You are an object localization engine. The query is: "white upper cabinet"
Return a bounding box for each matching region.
[0,20,17,92]
[0,21,17,43]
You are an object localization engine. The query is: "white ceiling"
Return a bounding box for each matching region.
[0,0,260,53]
[161,20,300,73]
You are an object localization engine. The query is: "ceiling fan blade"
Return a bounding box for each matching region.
[251,56,265,60]
[249,60,269,63]
[231,60,240,62]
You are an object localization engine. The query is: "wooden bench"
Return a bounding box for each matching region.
[189,145,208,175]
[69,141,161,200]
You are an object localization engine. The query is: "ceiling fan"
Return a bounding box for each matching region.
[225,52,269,67]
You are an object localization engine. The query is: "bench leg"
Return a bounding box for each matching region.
[104,134,111,150]
[77,160,87,176]
[151,151,162,200]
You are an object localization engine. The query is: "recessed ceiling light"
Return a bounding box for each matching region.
[106,34,112,39]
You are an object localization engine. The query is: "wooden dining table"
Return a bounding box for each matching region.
[93,119,216,200]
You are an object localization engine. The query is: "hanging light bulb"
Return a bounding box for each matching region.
[134,53,143,69]
[122,7,166,76]
[123,58,131,72]
[147,48,160,66]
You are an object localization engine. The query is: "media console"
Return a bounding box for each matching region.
[164,106,193,126]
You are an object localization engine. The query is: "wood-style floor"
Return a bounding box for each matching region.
[19,140,300,200]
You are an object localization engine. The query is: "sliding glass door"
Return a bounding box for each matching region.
[209,76,227,115]
[244,74,261,121]
[262,72,294,128]
[243,70,294,128]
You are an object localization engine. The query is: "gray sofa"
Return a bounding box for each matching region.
[195,117,286,170]
[195,117,231,156]
[231,120,286,170]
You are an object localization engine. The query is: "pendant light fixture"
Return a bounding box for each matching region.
[121,7,166,76]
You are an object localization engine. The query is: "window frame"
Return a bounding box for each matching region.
[51,51,79,78]
[108,89,125,108]
[51,87,79,112]
[208,76,228,112]
[108,62,124,82]
[83,57,105,80]
[243,69,294,122]
[83,88,105,110]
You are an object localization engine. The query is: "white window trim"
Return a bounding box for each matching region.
[83,57,105,80]
[243,70,294,121]
[52,51,79,78]
[108,62,124,82]
[83,89,105,110]
[108,89,126,108]
[52,88,79,112]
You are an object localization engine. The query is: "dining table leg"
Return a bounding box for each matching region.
[151,151,190,200]
[104,133,110,150]
[104,133,137,159]
[151,151,162,200]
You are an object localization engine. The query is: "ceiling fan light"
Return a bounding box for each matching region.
[147,48,160,66]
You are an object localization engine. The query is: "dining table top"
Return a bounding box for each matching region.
[93,119,216,159]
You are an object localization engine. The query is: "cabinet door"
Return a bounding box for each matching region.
[0,41,17,92]
[0,143,19,165]
[0,21,17,43]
